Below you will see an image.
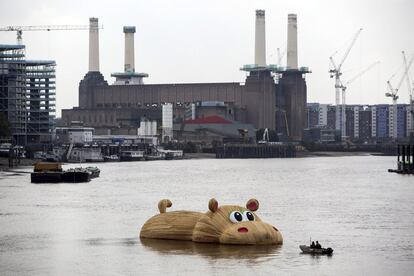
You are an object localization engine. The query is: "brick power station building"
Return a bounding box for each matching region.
[62,12,309,141]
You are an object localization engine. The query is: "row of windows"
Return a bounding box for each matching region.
[74,113,116,124]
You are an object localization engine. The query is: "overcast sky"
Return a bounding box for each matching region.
[1,0,413,117]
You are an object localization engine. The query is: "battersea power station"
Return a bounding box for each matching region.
[62,11,310,141]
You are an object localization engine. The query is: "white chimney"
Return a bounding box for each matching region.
[89,17,100,72]
[254,10,266,67]
[124,26,136,73]
[287,14,298,69]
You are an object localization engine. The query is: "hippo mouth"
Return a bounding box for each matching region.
[238,227,248,233]
[219,222,283,245]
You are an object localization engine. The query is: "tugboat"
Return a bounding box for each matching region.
[85,166,100,178]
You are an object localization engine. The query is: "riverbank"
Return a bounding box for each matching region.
[297,151,373,157]
[1,151,387,170]
[0,157,40,170]
[184,153,216,159]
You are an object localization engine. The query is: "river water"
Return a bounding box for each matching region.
[0,155,413,275]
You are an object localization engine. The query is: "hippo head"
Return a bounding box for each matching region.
[192,198,283,245]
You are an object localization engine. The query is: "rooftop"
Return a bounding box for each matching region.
[0,44,25,51]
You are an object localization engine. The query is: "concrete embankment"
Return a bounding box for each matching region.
[0,157,40,170]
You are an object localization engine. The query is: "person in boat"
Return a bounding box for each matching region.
[310,241,316,248]
[315,241,322,249]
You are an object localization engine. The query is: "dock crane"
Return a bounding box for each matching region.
[386,52,414,139]
[329,28,363,140]
[0,24,103,45]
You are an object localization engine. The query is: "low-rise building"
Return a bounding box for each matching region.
[55,126,94,144]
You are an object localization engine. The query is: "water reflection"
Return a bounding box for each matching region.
[140,238,282,260]
[84,237,139,247]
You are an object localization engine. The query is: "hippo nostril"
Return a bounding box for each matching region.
[238,227,248,233]
[273,226,279,232]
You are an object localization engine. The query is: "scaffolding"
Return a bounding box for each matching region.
[26,60,56,144]
[0,44,56,145]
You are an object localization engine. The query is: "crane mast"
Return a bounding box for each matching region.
[329,28,363,140]
[386,52,414,139]
[338,61,380,140]
[402,51,414,135]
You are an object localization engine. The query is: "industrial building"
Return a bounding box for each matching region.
[0,44,56,145]
[62,12,310,142]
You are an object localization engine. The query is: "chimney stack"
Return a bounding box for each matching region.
[89,17,100,72]
[287,14,298,69]
[123,26,136,73]
[254,10,266,67]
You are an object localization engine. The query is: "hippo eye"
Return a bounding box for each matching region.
[243,211,255,221]
[229,211,243,223]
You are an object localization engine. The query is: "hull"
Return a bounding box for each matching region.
[145,155,164,161]
[120,156,145,162]
[103,155,119,162]
[299,245,333,255]
[61,171,91,183]
[31,172,62,183]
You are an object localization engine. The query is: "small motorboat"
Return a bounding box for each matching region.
[299,245,333,255]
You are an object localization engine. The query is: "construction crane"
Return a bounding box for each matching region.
[337,61,379,138]
[339,61,380,126]
[0,24,103,45]
[329,28,363,140]
[402,51,414,135]
[341,61,380,93]
[386,52,414,139]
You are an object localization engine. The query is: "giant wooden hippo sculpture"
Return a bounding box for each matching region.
[140,198,283,245]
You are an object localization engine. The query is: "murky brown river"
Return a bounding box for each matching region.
[1,156,413,275]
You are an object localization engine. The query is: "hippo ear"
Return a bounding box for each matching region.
[208,198,218,212]
[246,198,259,211]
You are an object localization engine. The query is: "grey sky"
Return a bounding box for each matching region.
[1,0,413,117]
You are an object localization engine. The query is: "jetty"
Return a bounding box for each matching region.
[388,144,414,174]
[216,144,296,158]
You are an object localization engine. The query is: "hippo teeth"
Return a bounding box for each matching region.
[238,227,248,233]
